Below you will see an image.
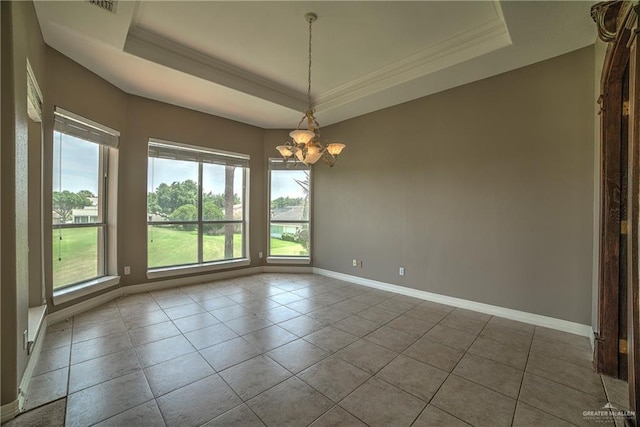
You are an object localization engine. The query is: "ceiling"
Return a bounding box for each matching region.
[33,1,596,129]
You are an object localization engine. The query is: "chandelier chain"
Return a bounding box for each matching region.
[307,16,313,111]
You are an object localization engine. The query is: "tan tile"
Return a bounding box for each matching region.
[450,308,491,322]
[526,352,605,398]
[4,398,66,427]
[377,355,448,401]
[259,305,301,323]
[93,400,165,427]
[534,327,591,352]
[431,375,516,427]
[128,321,181,346]
[219,355,291,400]
[336,339,398,374]
[468,336,529,369]
[529,337,593,369]
[423,325,476,351]
[24,368,68,411]
[331,299,370,314]
[305,326,359,353]
[69,348,140,393]
[376,298,416,314]
[163,302,206,320]
[439,312,487,335]
[602,375,630,410]
[66,371,153,426]
[247,377,333,426]
[71,331,133,365]
[172,312,220,334]
[404,307,448,324]
[242,325,298,352]
[72,318,126,343]
[199,296,238,312]
[269,292,306,305]
[278,315,326,337]
[340,377,426,427]
[298,356,370,402]
[121,309,170,330]
[308,307,352,324]
[41,326,72,351]
[184,323,238,350]
[512,401,574,427]
[388,315,436,338]
[267,339,329,373]
[155,294,194,309]
[519,372,608,426]
[157,374,241,427]
[203,404,265,427]
[309,406,367,426]
[418,301,455,314]
[487,316,535,333]
[199,336,263,371]
[403,337,465,372]
[333,315,380,337]
[144,352,215,397]
[453,353,523,398]
[33,345,70,376]
[365,325,417,352]
[357,306,401,324]
[135,335,195,368]
[479,323,533,348]
[412,405,471,427]
[224,314,273,335]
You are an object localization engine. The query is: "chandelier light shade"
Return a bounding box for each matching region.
[276,12,346,167]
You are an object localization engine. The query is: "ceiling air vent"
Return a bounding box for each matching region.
[87,0,117,13]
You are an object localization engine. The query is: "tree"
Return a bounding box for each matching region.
[271,196,303,209]
[169,204,197,231]
[53,191,92,223]
[203,202,223,221]
[154,180,198,217]
[78,190,95,200]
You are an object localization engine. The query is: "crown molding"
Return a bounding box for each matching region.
[124,27,307,112]
[314,17,511,113]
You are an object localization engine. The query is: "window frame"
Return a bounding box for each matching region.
[267,159,312,263]
[51,108,118,294]
[146,139,250,275]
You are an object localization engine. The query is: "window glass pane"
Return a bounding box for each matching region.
[148,224,198,268]
[203,223,243,262]
[269,223,309,256]
[53,131,101,224]
[52,226,102,289]
[147,157,199,222]
[202,164,243,221]
[270,170,309,221]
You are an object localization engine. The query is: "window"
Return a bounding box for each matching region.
[52,108,119,290]
[147,140,249,271]
[268,159,311,259]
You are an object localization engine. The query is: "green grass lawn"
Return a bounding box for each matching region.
[53,227,99,289]
[53,226,308,289]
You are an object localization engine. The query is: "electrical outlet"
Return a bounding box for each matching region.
[124,266,131,275]
[259,252,263,259]
[399,267,405,276]
[352,259,358,267]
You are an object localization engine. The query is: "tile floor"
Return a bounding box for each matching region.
[7,273,631,427]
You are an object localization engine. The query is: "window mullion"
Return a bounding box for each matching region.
[198,161,203,264]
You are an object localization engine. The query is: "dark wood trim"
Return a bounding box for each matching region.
[628,4,640,419]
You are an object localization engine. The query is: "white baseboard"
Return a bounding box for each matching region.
[124,266,264,295]
[48,288,122,325]
[314,268,594,338]
[263,266,313,274]
[17,314,49,412]
[1,400,20,423]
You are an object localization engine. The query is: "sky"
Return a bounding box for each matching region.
[53,131,308,200]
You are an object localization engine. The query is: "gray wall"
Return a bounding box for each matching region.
[317,46,595,325]
[1,0,46,405]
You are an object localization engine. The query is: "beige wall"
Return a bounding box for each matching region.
[1,0,46,406]
[317,46,596,325]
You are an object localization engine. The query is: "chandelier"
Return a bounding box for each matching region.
[276,13,346,167]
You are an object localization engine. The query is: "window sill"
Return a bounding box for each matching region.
[147,258,251,279]
[266,256,311,265]
[53,276,120,306]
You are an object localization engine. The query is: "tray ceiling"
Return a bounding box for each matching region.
[33,1,596,128]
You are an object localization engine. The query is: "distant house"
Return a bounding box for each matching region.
[270,206,305,238]
[71,207,98,223]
